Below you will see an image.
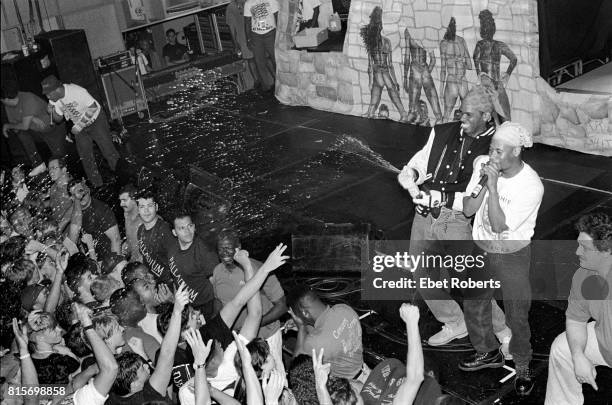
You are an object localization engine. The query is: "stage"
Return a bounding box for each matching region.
[113,81,612,404]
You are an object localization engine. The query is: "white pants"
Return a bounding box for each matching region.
[545,322,611,405]
[266,328,286,378]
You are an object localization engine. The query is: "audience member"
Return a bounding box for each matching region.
[118,184,143,262]
[244,0,279,93]
[162,29,189,66]
[46,157,73,230]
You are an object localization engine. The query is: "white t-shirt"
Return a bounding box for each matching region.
[468,155,544,253]
[178,334,248,404]
[49,83,100,127]
[138,312,163,344]
[244,0,279,35]
[298,0,321,21]
[72,378,108,405]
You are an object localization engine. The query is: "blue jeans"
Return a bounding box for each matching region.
[464,245,532,366]
[410,208,507,331]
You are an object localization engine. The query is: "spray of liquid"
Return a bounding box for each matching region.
[330,135,400,173]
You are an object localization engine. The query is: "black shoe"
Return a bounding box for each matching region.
[514,366,534,396]
[459,349,504,371]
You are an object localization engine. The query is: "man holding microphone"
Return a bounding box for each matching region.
[461,122,543,396]
[41,75,119,188]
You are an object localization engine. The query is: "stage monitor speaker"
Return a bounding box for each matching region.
[100,66,147,120]
[35,30,102,102]
[1,53,58,98]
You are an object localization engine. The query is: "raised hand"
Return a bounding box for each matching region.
[399,303,420,325]
[232,330,252,364]
[173,282,190,311]
[55,248,69,273]
[288,308,305,329]
[262,369,285,404]
[233,248,250,267]
[72,302,93,325]
[12,318,29,352]
[155,283,173,304]
[262,243,289,273]
[183,328,212,365]
[312,348,331,387]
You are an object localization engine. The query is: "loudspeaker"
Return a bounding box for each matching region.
[100,66,147,120]
[1,53,58,98]
[35,30,102,102]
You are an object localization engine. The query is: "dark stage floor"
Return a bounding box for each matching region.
[10,79,611,404]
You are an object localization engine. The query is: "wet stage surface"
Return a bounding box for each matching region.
[115,80,611,404]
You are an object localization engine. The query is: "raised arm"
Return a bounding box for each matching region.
[234,331,264,405]
[44,248,68,314]
[149,283,190,395]
[233,250,262,342]
[12,319,39,405]
[73,303,118,396]
[312,348,332,405]
[184,328,213,405]
[393,303,424,405]
[220,244,288,328]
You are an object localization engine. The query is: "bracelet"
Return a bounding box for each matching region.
[82,324,95,332]
[19,353,30,360]
[193,363,206,370]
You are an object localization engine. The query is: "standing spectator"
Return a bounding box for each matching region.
[211,229,287,376]
[162,29,189,66]
[168,212,219,319]
[244,0,279,93]
[136,188,174,284]
[46,157,72,230]
[68,178,121,259]
[118,183,142,262]
[41,75,119,188]
[1,82,67,177]
[226,0,259,89]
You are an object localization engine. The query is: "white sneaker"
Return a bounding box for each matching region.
[28,163,47,177]
[495,327,513,360]
[428,322,468,346]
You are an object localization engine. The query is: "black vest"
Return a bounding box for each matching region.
[423,122,494,208]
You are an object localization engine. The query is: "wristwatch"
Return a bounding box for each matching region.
[193,363,206,370]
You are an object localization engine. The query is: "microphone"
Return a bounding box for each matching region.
[470,162,490,198]
[470,175,488,198]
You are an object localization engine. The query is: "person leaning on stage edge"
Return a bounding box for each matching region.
[397,86,510,349]
[545,212,612,405]
[163,28,189,66]
[1,82,67,177]
[41,75,120,189]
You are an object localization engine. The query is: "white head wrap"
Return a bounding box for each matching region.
[493,121,533,148]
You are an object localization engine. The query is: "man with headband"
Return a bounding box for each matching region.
[397,85,510,349]
[461,121,543,396]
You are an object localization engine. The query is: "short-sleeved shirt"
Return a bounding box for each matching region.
[244,0,279,34]
[50,83,100,126]
[211,259,284,339]
[565,267,612,366]
[154,345,194,390]
[162,42,188,62]
[468,156,544,254]
[168,236,218,311]
[82,198,118,260]
[137,218,174,284]
[106,380,168,405]
[49,181,72,224]
[302,304,363,379]
[4,91,52,132]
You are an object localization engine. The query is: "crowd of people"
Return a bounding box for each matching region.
[1,35,610,405]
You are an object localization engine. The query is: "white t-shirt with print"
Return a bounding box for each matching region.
[178,334,248,404]
[244,0,279,35]
[49,83,100,127]
[468,155,544,253]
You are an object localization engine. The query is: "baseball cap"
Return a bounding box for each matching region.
[41,75,62,95]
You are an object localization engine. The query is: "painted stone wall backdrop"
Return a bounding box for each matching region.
[274,0,611,156]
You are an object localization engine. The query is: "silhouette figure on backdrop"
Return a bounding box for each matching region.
[439,17,472,123]
[403,27,443,125]
[473,9,517,121]
[361,7,410,122]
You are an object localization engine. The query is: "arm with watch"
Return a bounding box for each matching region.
[184,328,213,405]
[12,318,40,405]
[149,283,190,396]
